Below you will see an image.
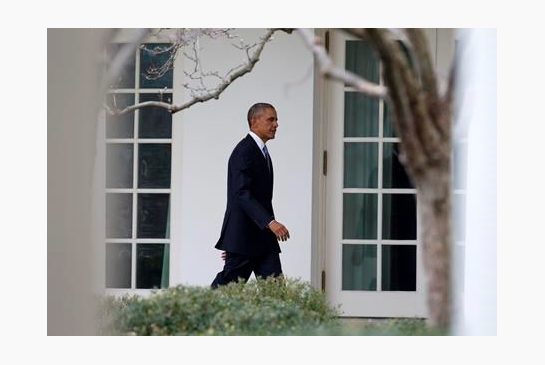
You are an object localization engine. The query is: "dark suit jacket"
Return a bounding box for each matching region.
[215,134,280,256]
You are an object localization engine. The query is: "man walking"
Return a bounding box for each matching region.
[211,103,290,288]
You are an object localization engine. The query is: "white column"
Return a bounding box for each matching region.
[453,28,497,335]
[49,29,109,334]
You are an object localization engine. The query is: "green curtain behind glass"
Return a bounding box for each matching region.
[161,200,170,288]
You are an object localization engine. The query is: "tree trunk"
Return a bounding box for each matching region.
[419,162,452,330]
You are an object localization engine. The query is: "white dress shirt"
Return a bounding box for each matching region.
[248,130,267,158]
[248,130,274,227]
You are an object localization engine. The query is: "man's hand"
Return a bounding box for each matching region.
[268,220,290,242]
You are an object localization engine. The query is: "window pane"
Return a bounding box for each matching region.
[344,142,378,188]
[140,43,173,89]
[345,40,379,83]
[106,143,133,188]
[106,193,132,238]
[107,43,136,89]
[344,92,379,137]
[136,244,169,289]
[138,93,172,138]
[383,101,396,138]
[383,143,413,189]
[342,244,377,291]
[382,245,416,291]
[138,144,171,188]
[382,194,416,240]
[453,141,468,190]
[106,243,132,288]
[343,193,377,239]
[137,194,170,238]
[105,93,134,138]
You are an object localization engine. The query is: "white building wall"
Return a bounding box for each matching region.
[170,29,315,286]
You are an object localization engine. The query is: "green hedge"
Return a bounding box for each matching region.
[99,277,340,335]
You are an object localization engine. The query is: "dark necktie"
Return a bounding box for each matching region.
[262,145,271,172]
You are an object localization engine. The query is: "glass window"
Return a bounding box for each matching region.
[106,193,133,238]
[344,142,378,188]
[106,243,132,288]
[140,43,174,89]
[383,142,413,189]
[105,41,173,290]
[138,144,171,189]
[344,92,379,137]
[342,244,377,291]
[107,43,136,89]
[106,143,133,189]
[382,194,417,240]
[382,245,417,291]
[340,38,420,297]
[343,193,378,240]
[136,244,170,289]
[105,93,135,138]
[138,93,173,138]
[383,101,396,138]
[137,194,170,238]
[345,40,379,83]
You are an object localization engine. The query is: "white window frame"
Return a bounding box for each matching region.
[321,30,429,317]
[341,55,419,292]
[104,38,174,296]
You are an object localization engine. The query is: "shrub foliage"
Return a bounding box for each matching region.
[100,277,340,335]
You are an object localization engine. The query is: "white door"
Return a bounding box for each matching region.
[324,31,433,317]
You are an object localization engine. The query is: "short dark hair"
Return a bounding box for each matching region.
[247,103,275,128]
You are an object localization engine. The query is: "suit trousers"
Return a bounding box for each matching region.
[211,251,282,289]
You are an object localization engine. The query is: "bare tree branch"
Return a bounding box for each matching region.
[405,29,439,98]
[404,29,449,140]
[297,28,388,98]
[344,28,428,90]
[371,29,448,170]
[106,28,284,116]
[343,28,367,39]
[104,100,174,115]
[364,28,430,176]
[444,57,457,109]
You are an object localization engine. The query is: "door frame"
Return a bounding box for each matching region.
[312,29,452,317]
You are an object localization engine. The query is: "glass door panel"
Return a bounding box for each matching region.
[327,31,426,317]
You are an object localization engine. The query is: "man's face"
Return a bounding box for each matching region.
[250,107,278,142]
